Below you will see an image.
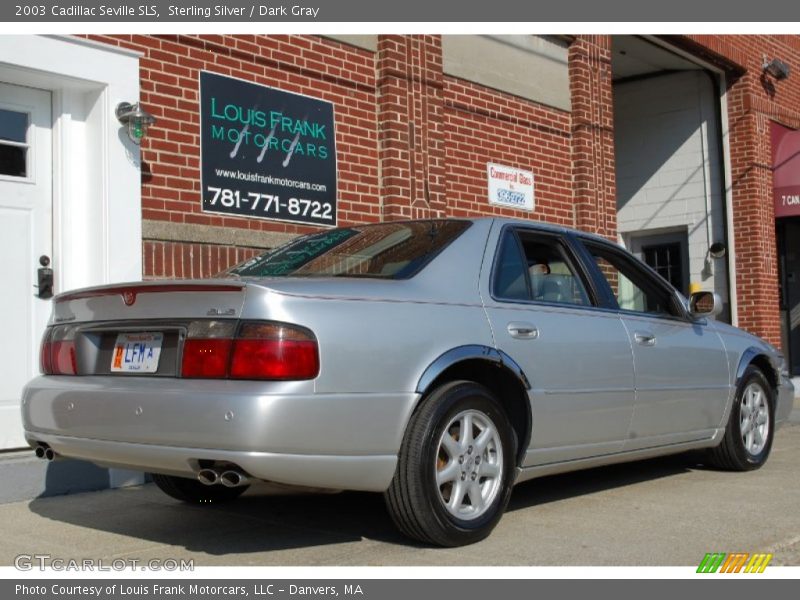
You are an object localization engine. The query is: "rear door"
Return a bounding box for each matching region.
[577,237,730,448]
[481,224,635,466]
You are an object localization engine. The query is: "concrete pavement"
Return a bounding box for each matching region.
[0,422,798,567]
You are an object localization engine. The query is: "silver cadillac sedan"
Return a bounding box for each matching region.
[23,218,794,546]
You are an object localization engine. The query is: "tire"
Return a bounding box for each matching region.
[151,473,249,504]
[384,380,517,547]
[706,365,775,471]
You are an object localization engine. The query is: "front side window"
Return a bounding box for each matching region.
[227,220,471,279]
[493,229,590,307]
[584,241,681,317]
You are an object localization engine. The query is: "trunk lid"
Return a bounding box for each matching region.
[52,280,247,325]
[47,281,248,378]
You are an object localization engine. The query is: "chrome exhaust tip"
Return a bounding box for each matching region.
[197,469,220,486]
[44,448,56,461]
[220,470,248,488]
[34,446,46,459]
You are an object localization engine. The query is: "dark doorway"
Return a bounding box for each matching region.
[777,218,800,376]
[629,231,690,298]
[643,242,686,294]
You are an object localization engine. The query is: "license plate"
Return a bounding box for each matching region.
[111,332,163,373]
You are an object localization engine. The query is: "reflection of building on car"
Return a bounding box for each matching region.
[23,218,794,547]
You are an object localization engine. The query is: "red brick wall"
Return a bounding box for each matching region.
[142,241,262,280]
[379,35,576,225]
[443,77,573,225]
[569,35,617,240]
[84,33,380,276]
[85,33,799,347]
[89,33,589,279]
[378,36,448,220]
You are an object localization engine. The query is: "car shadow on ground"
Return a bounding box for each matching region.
[507,453,698,513]
[26,454,698,556]
[28,484,408,556]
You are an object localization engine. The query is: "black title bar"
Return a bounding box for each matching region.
[4,0,800,22]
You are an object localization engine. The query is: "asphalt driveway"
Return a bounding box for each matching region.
[1,420,798,567]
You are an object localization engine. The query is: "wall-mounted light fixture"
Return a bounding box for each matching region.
[762,57,791,81]
[708,242,727,259]
[701,241,727,280]
[115,102,157,144]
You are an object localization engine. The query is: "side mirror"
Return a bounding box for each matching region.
[689,291,723,318]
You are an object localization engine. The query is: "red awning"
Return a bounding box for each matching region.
[772,121,800,218]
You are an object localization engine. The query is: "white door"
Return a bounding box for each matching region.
[0,82,52,449]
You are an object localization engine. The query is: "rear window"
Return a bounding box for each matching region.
[226,220,471,279]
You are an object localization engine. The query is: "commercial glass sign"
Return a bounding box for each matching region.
[487,163,535,212]
[200,71,337,226]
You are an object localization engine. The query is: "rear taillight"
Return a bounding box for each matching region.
[230,323,319,380]
[181,321,319,381]
[52,341,77,375]
[181,320,236,378]
[40,326,78,375]
[39,328,53,374]
[181,339,233,378]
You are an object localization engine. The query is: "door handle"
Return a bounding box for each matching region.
[507,322,539,340]
[34,255,53,300]
[634,331,656,346]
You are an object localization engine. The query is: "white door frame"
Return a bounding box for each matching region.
[0,35,143,294]
[0,36,142,484]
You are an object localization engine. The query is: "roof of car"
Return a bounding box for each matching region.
[465,216,623,247]
[349,216,622,249]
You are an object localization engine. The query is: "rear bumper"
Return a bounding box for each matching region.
[25,433,397,492]
[776,374,794,426]
[22,376,419,492]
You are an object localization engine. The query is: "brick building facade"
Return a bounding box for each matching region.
[69,34,798,358]
[3,35,799,453]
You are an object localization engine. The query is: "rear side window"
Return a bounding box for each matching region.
[493,232,530,301]
[227,220,471,279]
[492,229,591,307]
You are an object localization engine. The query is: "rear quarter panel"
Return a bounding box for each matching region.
[239,218,497,395]
[295,298,494,394]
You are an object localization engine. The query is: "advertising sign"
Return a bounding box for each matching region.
[771,121,800,219]
[487,163,535,212]
[200,71,337,226]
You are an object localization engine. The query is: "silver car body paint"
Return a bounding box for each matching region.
[22,218,794,492]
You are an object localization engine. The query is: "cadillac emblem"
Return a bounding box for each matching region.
[122,290,137,306]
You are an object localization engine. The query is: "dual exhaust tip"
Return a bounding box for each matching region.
[34,445,57,461]
[34,445,247,487]
[197,468,248,488]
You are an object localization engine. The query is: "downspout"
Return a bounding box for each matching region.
[703,69,737,326]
